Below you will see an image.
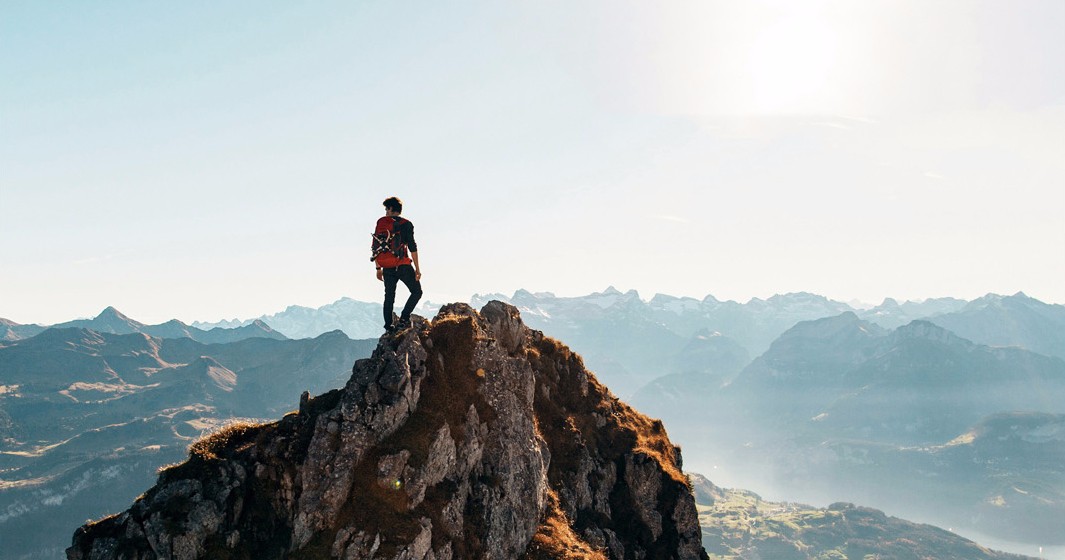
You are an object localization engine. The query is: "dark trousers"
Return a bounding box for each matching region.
[383,264,422,327]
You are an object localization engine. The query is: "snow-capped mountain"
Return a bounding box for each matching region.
[192,297,442,340]
[928,292,1065,359]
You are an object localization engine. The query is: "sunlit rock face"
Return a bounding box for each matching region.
[68,302,707,560]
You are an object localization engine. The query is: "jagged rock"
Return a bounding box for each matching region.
[68,302,707,559]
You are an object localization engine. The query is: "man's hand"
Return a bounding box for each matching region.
[411,252,421,282]
[376,269,384,282]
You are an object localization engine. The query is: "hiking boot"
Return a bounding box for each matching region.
[396,318,412,330]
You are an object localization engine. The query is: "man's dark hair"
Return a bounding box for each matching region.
[383,197,403,214]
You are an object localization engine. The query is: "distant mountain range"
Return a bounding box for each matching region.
[728,314,1065,443]
[190,297,443,340]
[12,289,1056,370]
[932,292,1065,360]
[2,289,1062,558]
[1,306,285,344]
[0,327,376,559]
[471,288,1062,398]
[632,310,1065,550]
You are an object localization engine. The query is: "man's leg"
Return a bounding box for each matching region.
[397,264,423,324]
[382,268,400,329]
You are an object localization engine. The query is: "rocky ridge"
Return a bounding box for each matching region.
[67,301,707,559]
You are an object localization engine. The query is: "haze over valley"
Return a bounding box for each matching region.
[2,289,1062,558]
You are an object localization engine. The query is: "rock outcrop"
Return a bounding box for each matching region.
[68,302,707,559]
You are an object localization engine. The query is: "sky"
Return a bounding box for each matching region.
[3,0,1064,325]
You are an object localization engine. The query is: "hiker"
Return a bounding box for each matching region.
[371,196,422,332]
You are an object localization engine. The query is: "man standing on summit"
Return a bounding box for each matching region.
[372,197,422,332]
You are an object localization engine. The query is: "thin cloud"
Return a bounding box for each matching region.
[837,115,880,125]
[810,121,852,130]
[653,215,689,224]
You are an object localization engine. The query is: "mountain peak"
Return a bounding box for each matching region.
[96,306,130,320]
[893,320,970,347]
[960,291,1037,307]
[767,291,828,303]
[781,311,865,336]
[968,293,1007,307]
[69,302,707,560]
[73,306,146,334]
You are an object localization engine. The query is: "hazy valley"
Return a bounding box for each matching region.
[2,289,1062,558]
[0,317,375,559]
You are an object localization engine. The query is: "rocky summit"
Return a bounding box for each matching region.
[67,302,707,560]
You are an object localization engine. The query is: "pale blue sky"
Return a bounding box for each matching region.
[3,1,1064,324]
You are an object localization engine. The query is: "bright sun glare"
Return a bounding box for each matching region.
[746,13,840,114]
[648,1,866,117]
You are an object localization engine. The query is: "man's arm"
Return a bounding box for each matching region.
[404,221,421,280]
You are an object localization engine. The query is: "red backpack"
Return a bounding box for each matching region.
[370,217,409,268]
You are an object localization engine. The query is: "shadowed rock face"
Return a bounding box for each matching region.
[67,301,707,560]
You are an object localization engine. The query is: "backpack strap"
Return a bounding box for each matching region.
[389,217,409,258]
